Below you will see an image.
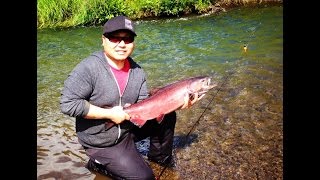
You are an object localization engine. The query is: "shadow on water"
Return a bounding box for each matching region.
[136,134,199,156]
[173,134,199,149]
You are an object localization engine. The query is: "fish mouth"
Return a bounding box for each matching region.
[197,83,217,96]
[207,82,217,90]
[192,79,218,97]
[187,76,218,99]
[201,78,217,92]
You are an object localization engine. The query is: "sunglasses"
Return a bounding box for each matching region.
[106,35,134,44]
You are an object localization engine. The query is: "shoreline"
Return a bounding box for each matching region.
[37,0,283,30]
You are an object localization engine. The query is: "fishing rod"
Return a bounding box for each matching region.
[155,28,254,178]
[182,40,251,142]
[156,67,238,180]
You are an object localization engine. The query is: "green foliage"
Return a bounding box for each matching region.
[37,0,281,29]
[140,0,162,17]
[194,0,213,13]
[84,0,127,26]
[37,0,215,28]
[37,0,86,28]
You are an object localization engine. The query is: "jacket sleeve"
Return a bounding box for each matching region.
[60,60,93,117]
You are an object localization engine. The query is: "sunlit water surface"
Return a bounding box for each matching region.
[38,5,282,180]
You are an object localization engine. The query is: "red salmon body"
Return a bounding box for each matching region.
[124,76,216,127]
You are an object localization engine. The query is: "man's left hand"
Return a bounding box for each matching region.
[180,92,205,109]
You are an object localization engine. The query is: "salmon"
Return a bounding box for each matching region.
[124,76,217,127]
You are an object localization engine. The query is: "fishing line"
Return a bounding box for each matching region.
[156,22,253,177]
[156,66,240,179]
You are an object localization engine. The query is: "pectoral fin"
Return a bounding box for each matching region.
[156,114,165,123]
[130,118,147,128]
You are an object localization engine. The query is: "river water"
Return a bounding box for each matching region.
[37,5,283,180]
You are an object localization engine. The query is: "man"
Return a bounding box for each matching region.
[60,15,200,180]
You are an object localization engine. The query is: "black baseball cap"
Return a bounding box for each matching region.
[103,16,137,36]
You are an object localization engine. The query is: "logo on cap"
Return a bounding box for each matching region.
[125,19,133,31]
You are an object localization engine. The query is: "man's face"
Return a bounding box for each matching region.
[102,30,135,61]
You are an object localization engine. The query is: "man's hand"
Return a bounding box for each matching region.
[85,104,130,123]
[180,92,205,110]
[109,106,130,124]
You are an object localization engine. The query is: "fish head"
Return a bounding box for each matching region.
[188,76,217,96]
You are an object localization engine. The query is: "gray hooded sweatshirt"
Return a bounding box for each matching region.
[60,51,149,148]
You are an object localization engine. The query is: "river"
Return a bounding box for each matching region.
[37,4,283,180]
